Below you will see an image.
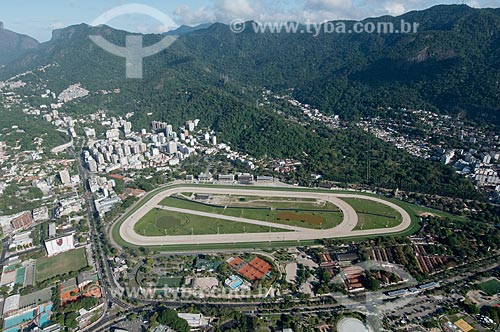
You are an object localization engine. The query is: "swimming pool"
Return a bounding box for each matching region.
[3,309,35,329]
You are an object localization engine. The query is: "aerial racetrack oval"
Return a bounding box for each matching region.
[113,185,413,248]
[114,185,412,247]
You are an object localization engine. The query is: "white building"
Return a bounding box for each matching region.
[3,294,20,316]
[166,141,178,155]
[44,234,75,257]
[59,169,71,186]
[177,313,208,328]
[32,206,50,222]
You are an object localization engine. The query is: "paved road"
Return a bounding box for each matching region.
[119,187,412,246]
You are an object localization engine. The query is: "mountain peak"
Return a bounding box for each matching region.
[0,24,39,65]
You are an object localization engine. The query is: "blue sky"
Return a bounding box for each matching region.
[2,0,499,41]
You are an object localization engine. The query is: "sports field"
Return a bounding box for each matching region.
[478,279,500,296]
[160,196,342,229]
[157,276,183,288]
[35,248,88,283]
[341,198,403,230]
[134,208,287,236]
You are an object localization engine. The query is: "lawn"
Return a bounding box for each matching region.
[341,198,403,230]
[134,208,288,236]
[35,248,88,283]
[160,196,342,229]
[478,279,500,296]
[157,277,183,288]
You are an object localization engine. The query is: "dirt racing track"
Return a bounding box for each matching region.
[118,187,412,246]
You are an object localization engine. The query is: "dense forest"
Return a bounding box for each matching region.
[0,5,496,199]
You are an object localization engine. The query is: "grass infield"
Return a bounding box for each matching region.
[133,208,288,236]
[340,197,403,230]
[160,196,342,230]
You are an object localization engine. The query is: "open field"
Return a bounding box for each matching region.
[340,198,403,230]
[478,279,500,296]
[115,186,413,248]
[35,248,88,283]
[157,277,183,288]
[134,208,287,236]
[160,196,342,229]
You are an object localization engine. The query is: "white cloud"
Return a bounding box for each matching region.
[174,4,215,26]
[305,0,353,11]
[466,0,481,7]
[169,0,499,27]
[384,2,406,16]
[302,0,355,20]
[214,0,259,21]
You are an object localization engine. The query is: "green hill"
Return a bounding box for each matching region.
[0,5,495,199]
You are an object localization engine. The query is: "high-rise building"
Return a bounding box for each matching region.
[59,169,71,186]
[152,121,168,130]
[186,121,195,131]
[87,158,98,172]
[167,141,178,155]
[123,121,132,135]
[166,125,173,137]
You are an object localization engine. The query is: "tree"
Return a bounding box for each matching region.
[156,308,190,332]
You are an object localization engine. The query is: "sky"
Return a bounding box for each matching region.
[2,0,499,41]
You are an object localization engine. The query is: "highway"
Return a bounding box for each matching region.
[118,186,412,246]
[75,149,131,332]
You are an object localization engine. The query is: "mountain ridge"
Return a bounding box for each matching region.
[0,22,39,65]
[0,5,492,198]
[2,5,500,123]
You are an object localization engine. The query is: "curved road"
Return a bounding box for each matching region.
[119,187,412,246]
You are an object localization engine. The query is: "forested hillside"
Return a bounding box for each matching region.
[0,5,495,199]
[0,24,39,65]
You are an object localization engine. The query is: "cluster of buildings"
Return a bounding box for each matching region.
[54,194,84,218]
[0,205,50,235]
[0,225,90,332]
[266,90,340,128]
[358,108,500,199]
[2,294,55,332]
[84,117,223,173]
[187,173,275,185]
[57,83,89,103]
[368,239,451,275]
[439,148,500,198]
[0,75,102,329]
[0,150,78,198]
[88,175,122,215]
